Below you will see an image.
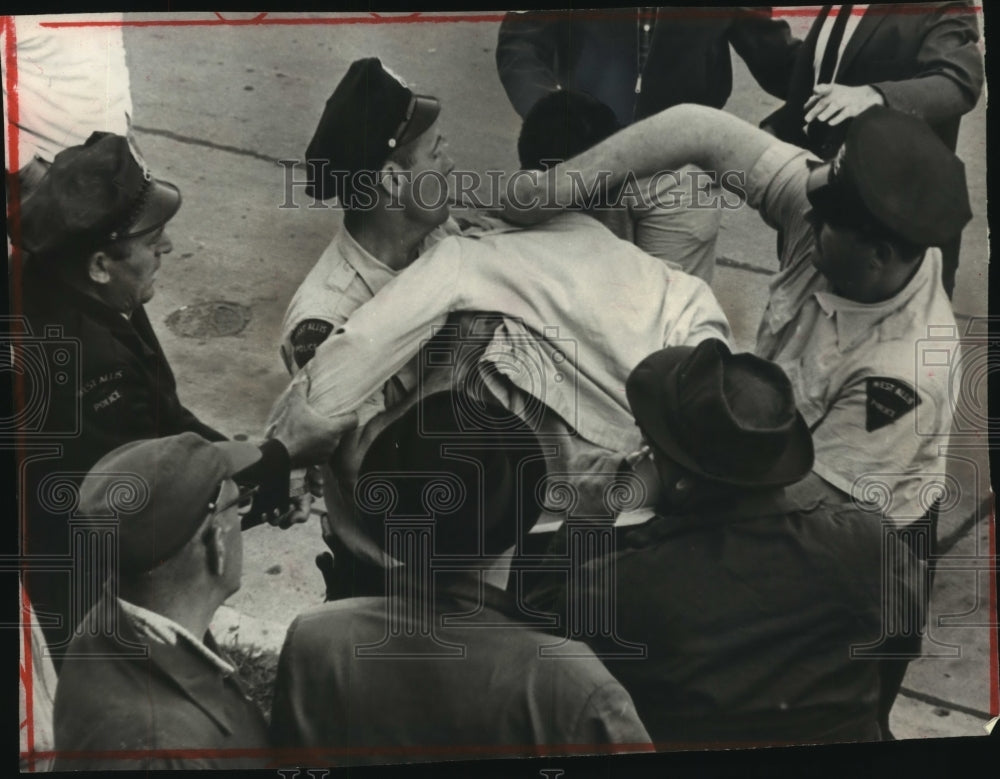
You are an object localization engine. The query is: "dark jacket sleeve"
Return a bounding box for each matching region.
[871,2,984,124]
[728,6,803,100]
[496,11,564,117]
[238,438,292,529]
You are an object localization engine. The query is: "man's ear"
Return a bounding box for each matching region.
[379,159,407,198]
[871,239,895,271]
[204,521,226,578]
[87,250,113,285]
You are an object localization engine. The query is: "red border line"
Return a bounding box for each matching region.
[36,6,984,28]
[4,18,33,772]
[990,497,998,717]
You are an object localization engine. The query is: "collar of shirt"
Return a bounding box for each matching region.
[336,224,400,296]
[812,248,934,352]
[118,597,236,675]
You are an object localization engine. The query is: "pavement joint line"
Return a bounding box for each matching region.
[133,123,281,166]
[716,254,775,276]
[897,685,994,721]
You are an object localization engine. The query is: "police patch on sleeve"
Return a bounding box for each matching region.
[866,377,921,432]
[290,318,335,369]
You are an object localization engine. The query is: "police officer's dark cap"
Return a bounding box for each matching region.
[626,339,813,488]
[806,106,971,247]
[16,132,181,257]
[77,433,262,574]
[304,57,440,202]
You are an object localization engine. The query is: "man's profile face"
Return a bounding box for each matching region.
[103,225,173,312]
[212,479,245,598]
[394,118,455,229]
[807,211,874,300]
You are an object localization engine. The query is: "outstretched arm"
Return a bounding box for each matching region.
[504,104,777,224]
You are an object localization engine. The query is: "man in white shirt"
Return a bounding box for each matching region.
[280,59,731,595]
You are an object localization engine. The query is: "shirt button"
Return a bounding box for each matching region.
[643,23,651,32]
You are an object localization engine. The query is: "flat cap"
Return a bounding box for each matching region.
[16,132,181,257]
[304,57,440,202]
[807,106,971,247]
[78,433,261,574]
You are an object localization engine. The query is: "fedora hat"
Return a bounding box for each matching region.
[625,339,813,487]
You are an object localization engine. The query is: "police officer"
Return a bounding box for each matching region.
[504,104,972,737]
[504,103,970,528]
[532,339,908,744]
[11,132,357,666]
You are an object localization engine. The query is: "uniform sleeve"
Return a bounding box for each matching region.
[65,360,218,472]
[744,140,816,271]
[300,242,461,419]
[495,11,564,117]
[728,7,803,100]
[286,317,337,371]
[872,3,984,124]
[810,374,939,521]
[237,438,291,529]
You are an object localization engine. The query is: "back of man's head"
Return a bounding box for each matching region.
[356,390,547,559]
[518,89,620,171]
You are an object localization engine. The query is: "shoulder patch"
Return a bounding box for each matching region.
[290,318,335,369]
[866,377,921,432]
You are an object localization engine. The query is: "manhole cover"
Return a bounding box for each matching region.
[165,301,251,338]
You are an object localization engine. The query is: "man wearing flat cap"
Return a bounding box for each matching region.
[270,390,652,764]
[505,103,968,528]
[10,132,357,666]
[52,433,277,770]
[532,339,914,745]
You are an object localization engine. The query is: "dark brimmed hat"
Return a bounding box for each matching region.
[355,390,547,557]
[625,340,813,488]
[16,132,181,257]
[77,433,261,574]
[806,106,971,247]
[304,57,440,202]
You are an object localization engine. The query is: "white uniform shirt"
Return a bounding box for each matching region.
[746,140,957,522]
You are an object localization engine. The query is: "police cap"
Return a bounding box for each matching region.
[807,106,971,247]
[16,132,181,258]
[304,57,440,202]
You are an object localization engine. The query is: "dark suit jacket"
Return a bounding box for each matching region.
[529,491,910,746]
[497,7,800,126]
[53,598,270,770]
[766,2,983,157]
